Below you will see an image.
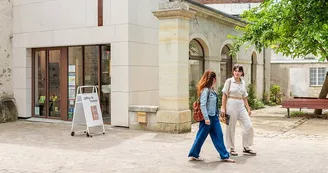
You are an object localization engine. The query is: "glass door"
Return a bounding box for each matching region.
[33,48,68,120]
[48,50,61,118]
[100,45,111,124]
[33,50,47,117]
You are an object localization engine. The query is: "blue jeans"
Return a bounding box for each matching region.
[188,115,230,159]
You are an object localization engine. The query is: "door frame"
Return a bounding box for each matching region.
[32,47,68,120]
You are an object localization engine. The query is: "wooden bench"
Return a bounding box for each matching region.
[281,97,328,118]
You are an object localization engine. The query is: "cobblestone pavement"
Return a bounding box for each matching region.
[1,106,328,173]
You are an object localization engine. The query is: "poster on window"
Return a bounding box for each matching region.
[68,74,76,87]
[69,87,76,100]
[69,65,76,73]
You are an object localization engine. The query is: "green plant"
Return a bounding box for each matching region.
[270,84,282,105]
[290,111,309,117]
[217,85,224,108]
[262,92,270,105]
[247,84,256,109]
[247,84,265,110]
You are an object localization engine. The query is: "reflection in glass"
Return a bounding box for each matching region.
[48,50,61,117]
[101,45,111,123]
[189,39,204,111]
[68,47,83,119]
[189,39,204,57]
[34,51,46,116]
[84,46,99,93]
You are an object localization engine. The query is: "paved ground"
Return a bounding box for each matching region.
[1,106,328,173]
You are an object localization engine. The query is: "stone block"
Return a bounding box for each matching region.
[156,121,191,133]
[0,96,18,123]
[156,109,191,124]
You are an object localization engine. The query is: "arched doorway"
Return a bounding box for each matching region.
[189,39,205,109]
[251,51,257,86]
[220,45,233,85]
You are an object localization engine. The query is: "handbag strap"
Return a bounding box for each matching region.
[207,88,210,102]
[227,78,232,97]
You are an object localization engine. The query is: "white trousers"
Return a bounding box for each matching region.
[225,99,254,149]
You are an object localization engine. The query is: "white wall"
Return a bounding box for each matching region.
[0,0,13,96]
[289,68,309,97]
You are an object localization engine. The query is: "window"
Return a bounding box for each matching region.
[310,67,327,86]
[189,39,205,110]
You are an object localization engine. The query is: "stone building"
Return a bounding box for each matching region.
[202,0,328,98]
[1,0,272,132]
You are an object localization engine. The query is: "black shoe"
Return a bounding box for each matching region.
[243,148,257,156]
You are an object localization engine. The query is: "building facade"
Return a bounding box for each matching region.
[271,53,328,98]
[1,0,272,133]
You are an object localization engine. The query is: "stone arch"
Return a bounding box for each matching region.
[219,40,238,61]
[220,41,236,85]
[189,33,211,57]
[188,36,210,108]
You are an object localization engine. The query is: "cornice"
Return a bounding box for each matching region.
[153,9,196,20]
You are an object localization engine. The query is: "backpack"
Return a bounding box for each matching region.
[193,89,210,122]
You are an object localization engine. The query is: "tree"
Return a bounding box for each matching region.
[230,0,328,114]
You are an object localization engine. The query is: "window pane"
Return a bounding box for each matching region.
[84,46,99,92]
[318,68,325,85]
[100,45,111,124]
[310,68,317,86]
[189,59,204,110]
[34,51,47,116]
[189,39,204,57]
[48,50,61,117]
[68,47,83,119]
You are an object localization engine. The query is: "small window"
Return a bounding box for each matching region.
[310,67,327,86]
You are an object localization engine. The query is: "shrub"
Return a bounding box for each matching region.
[247,84,265,110]
[270,84,282,104]
[262,92,270,105]
[217,85,224,108]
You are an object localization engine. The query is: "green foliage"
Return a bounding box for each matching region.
[290,111,308,117]
[247,84,265,110]
[230,0,328,61]
[262,92,270,105]
[217,85,224,108]
[270,84,282,104]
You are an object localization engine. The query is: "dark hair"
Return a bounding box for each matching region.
[197,70,216,97]
[232,64,245,76]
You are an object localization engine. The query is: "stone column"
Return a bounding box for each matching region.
[153,3,195,133]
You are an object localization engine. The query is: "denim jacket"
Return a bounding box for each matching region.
[200,88,219,120]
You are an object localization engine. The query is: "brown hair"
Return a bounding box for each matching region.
[232,64,245,76]
[197,70,216,97]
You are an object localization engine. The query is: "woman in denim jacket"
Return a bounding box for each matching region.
[188,70,234,163]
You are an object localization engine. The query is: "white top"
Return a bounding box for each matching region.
[222,77,248,98]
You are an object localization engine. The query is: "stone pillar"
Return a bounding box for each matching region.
[153,2,195,133]
[264,48,272,102]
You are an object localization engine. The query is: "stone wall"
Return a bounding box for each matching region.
[0,0,13,96]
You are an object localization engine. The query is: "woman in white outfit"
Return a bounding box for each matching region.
[220,64,256,156]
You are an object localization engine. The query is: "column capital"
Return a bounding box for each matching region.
[153,8,195,20]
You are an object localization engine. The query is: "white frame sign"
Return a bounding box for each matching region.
[70,86,105,137]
